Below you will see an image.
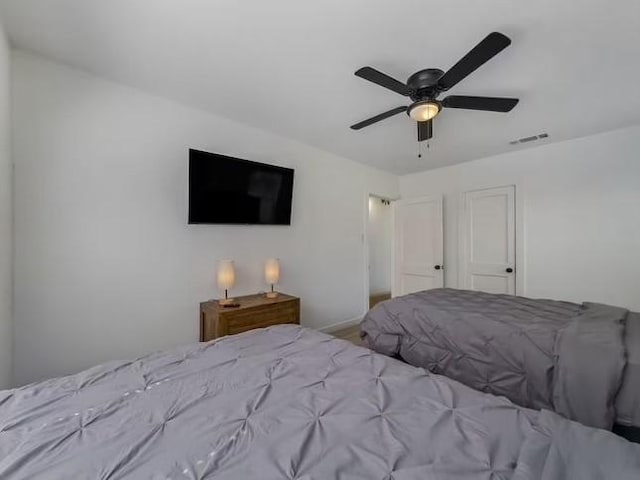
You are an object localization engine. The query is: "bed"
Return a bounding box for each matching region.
[360,288,640,432]
[1,325,639,479]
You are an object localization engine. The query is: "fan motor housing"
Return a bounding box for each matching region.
[407,69,444,101]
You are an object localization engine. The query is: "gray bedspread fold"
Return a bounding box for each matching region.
[617,311,640,427]
[361,289,629,429]
[513,411,640,480]
[553,302,627,429]
[1,325,638,479]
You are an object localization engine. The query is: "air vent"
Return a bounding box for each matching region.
[509,133,549,145]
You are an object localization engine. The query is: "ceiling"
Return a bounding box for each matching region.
[2,0,640,174]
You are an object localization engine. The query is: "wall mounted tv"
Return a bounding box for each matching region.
[188,149,294,225]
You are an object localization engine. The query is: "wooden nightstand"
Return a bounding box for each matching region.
[200,293,300,342]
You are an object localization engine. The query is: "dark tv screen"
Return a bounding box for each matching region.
[189,150,294,225]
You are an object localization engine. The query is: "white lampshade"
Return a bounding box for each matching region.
[264,258,280,285]
[217,260,236,290]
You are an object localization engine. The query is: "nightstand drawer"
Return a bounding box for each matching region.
[228,317,299,335]
[227,302,299,334]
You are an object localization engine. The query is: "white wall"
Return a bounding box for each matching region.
[401,125,640,311]
[0,18,12,389]
[368,197,392,295]
[12,51,398,386]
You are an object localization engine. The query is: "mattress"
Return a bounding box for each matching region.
[360,288,634,429]
[1,325,639,479]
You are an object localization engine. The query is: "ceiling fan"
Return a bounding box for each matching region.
[350,32,519,144]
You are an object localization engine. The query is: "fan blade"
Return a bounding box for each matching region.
[418,120,433,142]
[355,67,411,96]
[438,32,512,90]
[442,95,519,112]
[350,106,408,130]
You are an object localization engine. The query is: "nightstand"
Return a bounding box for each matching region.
[200,293,300,342]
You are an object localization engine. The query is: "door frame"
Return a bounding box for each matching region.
[457,184,525,296]
[392,195,444,297]
[363,192,398,314]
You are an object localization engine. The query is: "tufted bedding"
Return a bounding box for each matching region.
[616,312,640,428]
[360,288,638,430]
[1,325,639,479]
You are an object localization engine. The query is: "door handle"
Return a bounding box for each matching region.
[506,267,514,273]
[434,265,442,271]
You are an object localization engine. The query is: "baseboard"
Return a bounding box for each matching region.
[318,316,362,334]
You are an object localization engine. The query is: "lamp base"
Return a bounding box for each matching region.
[219,298,240,308]
[265,291,279,299]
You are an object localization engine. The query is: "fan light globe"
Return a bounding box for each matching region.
[408,101,441,122]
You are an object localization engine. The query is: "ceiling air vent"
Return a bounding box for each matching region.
[509,133,549,145]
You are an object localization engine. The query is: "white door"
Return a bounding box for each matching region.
[393,196,444,296]
[460,186,516,294]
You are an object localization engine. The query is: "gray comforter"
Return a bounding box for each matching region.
[1,325,639,479]
[360,289,633,430]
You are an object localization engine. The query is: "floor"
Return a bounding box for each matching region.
[369,292,391,309]
[331,292,392,346]
[332,324,363,346]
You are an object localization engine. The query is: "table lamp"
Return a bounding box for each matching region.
[217,260,239,307]
[264,258,280,298]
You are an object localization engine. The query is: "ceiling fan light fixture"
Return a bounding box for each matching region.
[350,32,518,143]
[408,101,441,122]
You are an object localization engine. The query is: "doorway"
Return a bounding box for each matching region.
[367,195,393,309]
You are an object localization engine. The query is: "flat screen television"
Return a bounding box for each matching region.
[188,149,294,225]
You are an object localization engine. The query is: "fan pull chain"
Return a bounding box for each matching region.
[418,141,430,159]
